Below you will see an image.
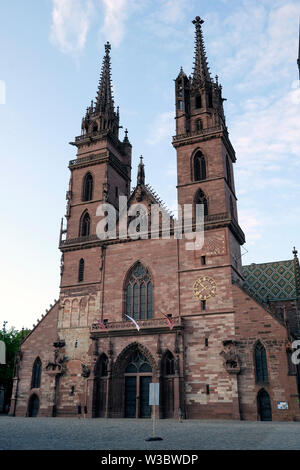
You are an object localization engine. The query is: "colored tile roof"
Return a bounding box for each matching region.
[242,260,297,303]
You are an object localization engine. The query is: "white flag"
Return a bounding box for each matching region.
[125,314,140,331]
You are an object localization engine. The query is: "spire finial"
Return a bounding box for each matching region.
[192,15,211,84]
[137,156,145,186]
[293,246,298,258]
[192,16,204,26]
[95,42,115,114]
[105,41,111,55]
[123,128,129,143]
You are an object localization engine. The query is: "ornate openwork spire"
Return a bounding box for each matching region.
[77,41,120,139]
[137,156,145,186]
[192,16,211,84]
[95,42,114,113]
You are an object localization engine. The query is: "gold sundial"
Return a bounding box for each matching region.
[193,276,217,301]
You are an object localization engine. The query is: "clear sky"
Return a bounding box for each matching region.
[0,0,299,330]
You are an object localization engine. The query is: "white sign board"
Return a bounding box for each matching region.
[0,341,5,365]
[277,401,288,410]
[149,383,159,405]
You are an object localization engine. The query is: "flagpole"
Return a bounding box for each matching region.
[146,383,162,442]
[153,386,156,438]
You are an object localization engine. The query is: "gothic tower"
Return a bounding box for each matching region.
[173,16,245,279]
[59,42,132,286]
[69,41,131,216]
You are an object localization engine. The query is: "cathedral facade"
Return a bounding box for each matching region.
[12,17,300,421]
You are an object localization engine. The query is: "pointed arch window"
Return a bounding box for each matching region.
[125,263,153,320]
[163,351,175,376]
[177,82,183,97]
[31,357,42,389]
[195,189,208,217]
[193,151,206,181]
[255,342,269,384]
[125,350,152,373]
[80,212,90,237]
[195,95,202,108]
[82,173,93,202]
[78,258,84,282]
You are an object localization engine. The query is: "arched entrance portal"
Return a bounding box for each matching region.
[98,342,157,418]
[257,389,272,421]
[27,394,39,417]
[125,350,152,418]
[94,354,108,418]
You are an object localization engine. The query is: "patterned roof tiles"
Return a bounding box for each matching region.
[242,260,296,303]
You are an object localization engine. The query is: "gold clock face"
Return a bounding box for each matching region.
[193,277,217,301]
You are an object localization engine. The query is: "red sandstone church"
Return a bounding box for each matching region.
[12,17,300,421]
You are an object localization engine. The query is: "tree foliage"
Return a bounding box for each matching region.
[0,325,30,408]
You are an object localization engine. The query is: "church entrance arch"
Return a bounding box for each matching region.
[124,350,152,418]
[257,389,272,421]
[113,343,156,418]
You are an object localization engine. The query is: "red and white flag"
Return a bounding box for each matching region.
[166,316,174,331]
[160,311,174,330]
[97,319,108,330]
[125,314,140,331]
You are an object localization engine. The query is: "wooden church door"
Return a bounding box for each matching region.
[257,389,272,421]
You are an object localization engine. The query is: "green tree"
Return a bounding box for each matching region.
[0,324,30,412]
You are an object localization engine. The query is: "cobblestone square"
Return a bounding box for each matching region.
[1,416,300,450]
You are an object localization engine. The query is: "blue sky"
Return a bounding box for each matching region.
[0,0,299,330]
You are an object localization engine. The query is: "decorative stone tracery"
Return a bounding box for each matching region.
[113,342,157,378]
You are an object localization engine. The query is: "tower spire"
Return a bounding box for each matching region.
[192,16,211,84]
[95,42,114,113]
[137,156,145,186]
[77,41,120,139]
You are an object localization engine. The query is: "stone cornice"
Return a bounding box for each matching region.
[68,151,130,181]
[69,152,108,170]
[70,129,128,155]
[59,212,245,251]
[172,126,224,149]
[90,317,183,337]
[177,177,238,201]
[172,125,236,163]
